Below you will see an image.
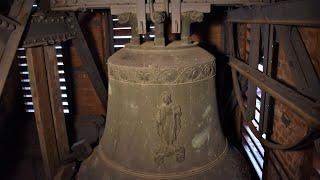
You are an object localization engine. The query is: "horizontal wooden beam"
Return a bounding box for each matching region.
[51,0,263,11]
[229,57,320,130]
[227,0,320,26]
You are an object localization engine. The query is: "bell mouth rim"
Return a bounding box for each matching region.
[125,41,199,50]
[95,139,229,179]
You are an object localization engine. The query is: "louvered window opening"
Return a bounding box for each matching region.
[18,45,70,114]
[112,16,155,51]
[242,66,266,179]
[19,14,154,113]
[18,3,69,114]
[242,83,265,179]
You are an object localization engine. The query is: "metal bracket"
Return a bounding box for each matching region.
[136,0,146,34]
[22,12,76,47]
[171,0,181,33]
[181,11,203,44]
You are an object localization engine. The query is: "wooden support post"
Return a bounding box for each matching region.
[43,46,70,160]
[102,9,115,59]
[246,24,260,120]
[226,22,243,142]
[0,0,33,98]
[226,22,235,56]
[259,24,275,134]
[260,23,276,180]
[27,47,60,179]
[27,46,70,179]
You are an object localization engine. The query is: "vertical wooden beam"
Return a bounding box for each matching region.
[43,46,69,160]
[27,47,60,179]
[102,9,114,59]
[260,23,276,180]
[259,24,275,134]
[0,0,33,98]
[246,24,260,120]
[227,22,243,141]
[39,0,51,11]
[226,22,235,56]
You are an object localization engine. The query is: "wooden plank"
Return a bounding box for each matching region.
[246,24,260,120]
[259,24,274,135]
[227,22,244,141]
[229,58,320,130]
[290,27,320,100]
[227,0,320,26]
[43,46,69,161]
[226,22,235,56]
[27,47,60,179]
[71,14,108,110]
[269,150,289,180]
[50,0,263,11]
[0,0,33,98]
[276,25,320,100]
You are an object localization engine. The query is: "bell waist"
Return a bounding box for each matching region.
[97,138,229,179]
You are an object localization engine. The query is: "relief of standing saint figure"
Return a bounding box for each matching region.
[154,92,185,166]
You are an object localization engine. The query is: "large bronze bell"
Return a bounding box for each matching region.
[78,40,250,179]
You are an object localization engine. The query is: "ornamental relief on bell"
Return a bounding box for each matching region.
[107,61,216,84]
[154,92,185,166]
